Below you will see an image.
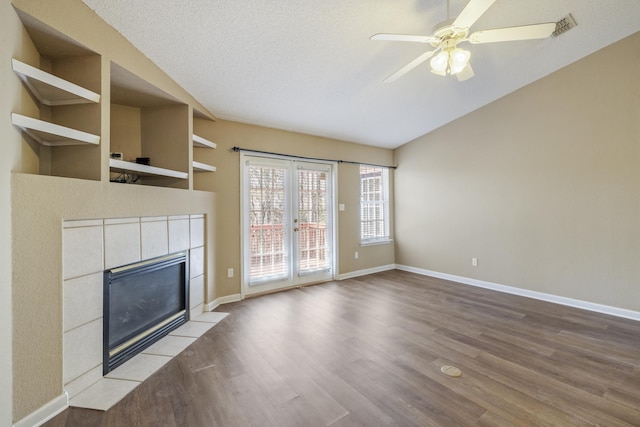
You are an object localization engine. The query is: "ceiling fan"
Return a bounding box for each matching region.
[371,0,557,82]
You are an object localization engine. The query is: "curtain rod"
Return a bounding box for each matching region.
[231,146,397,169]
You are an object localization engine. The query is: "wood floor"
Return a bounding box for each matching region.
[44,270,640,426]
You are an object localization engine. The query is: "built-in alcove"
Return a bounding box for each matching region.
[11,8,220,192]
[193,113,218,192]
[12,9,102,180]
[109,62,189,188]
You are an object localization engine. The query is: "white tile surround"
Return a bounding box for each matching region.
[62,214,224,411]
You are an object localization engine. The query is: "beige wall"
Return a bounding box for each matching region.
[12,176,216,420]
[194,119,395,298]
[5,0,395,422]
[394,32,640,311]
[7,89,214,427]
[5,0,217,421]
[1,1,22,425]
[15,0,637,422]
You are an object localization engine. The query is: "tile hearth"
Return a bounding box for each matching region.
[68,311,228,411]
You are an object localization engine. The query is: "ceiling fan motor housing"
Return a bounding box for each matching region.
[431,19,470,47]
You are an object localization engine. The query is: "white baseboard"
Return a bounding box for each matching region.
[337,264,396,280]
[395,264,640,322]
[207,293,242,311]
[13,392,68,427]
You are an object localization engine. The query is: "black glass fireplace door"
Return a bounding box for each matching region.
[103,252,189,374]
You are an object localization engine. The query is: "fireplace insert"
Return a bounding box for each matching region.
[103,251,189,374]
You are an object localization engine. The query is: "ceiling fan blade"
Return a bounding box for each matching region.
[469,23,556,44]
[453,0,497,29]
[456,63,475,81]
[370,33,439,44]
[384,50,437,83]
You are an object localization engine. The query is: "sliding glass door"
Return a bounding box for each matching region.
[242,155,334,295]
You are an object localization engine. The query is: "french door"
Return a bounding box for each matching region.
[241,154,335,295]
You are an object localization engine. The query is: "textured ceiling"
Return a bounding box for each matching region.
[81,0,640,149]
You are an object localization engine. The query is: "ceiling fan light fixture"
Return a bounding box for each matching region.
[429,47,470,76]
[430,51,449,73]
[450,48,471,74]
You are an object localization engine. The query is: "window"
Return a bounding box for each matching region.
[360,165,390,243]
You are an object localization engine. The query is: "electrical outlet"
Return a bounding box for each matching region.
[227,268,234,278]
[472,258,478,267]
[355,251,359,259]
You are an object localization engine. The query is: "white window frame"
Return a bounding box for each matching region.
[359,165,391,245]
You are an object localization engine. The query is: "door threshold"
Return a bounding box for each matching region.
[245,279,334,299]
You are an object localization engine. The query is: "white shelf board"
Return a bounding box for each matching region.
[192,161,216,172]
[11,113,100,146]
[192,134,216,149]
[109,159,188,180]
[12,58,100,106]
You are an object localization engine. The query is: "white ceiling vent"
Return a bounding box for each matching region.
[553,14,578,37]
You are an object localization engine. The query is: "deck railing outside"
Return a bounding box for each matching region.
[250,222,327,278]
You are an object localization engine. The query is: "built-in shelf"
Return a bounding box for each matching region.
[192,134,216,177]
[110,159,188,180]
[12,58,100,106]
[193,134,216,149]
[11,113,100,146]
[192,161,216,173]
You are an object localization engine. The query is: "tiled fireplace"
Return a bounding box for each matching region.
[62,214,220,409]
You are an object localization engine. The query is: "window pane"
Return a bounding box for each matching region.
[297,168,330,272]
[249,165,288,281]
[360,165,389,242]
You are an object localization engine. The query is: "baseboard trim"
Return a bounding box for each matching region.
[207,293,242,311]
[337,264,396,280]
[13,392,68,427]
[395,264,640,322]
